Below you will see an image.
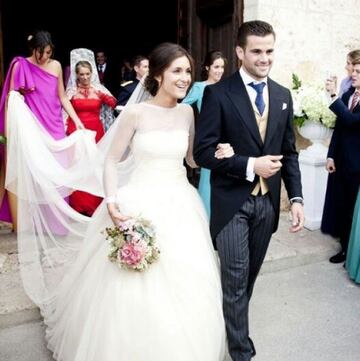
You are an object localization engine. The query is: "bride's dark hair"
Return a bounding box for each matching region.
[145,42,194,96]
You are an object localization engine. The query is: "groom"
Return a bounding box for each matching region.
[194,20,304,361]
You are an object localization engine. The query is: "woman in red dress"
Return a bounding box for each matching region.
[66,59,117,216]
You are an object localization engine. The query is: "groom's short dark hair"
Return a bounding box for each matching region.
[236,20,276,48]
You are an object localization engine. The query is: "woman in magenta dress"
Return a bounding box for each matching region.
[66,58,117,216]
[0,30,84,231]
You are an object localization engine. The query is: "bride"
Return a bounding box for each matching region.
[7,43,233,360]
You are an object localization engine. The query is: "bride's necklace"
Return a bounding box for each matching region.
[77,85,91,98]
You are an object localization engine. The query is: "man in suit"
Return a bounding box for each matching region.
[95,50,119,96]
[323,58,360,264]
[321,50,360,243]
[117,55,149,106]
[194,20,304,361]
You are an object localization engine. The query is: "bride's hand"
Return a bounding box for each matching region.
[214,143,234,159]
[107,203,131,226]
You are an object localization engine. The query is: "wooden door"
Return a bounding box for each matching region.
[177,0,243,79]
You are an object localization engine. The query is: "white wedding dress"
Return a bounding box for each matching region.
[39,102,226,361]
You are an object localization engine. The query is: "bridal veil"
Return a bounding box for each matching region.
[5,59,150,309]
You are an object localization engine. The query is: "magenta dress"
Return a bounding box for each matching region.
[0,57,66,225]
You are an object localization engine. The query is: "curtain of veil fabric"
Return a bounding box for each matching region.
[6,78,150,308]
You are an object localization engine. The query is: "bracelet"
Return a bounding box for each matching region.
[105,196,117,204]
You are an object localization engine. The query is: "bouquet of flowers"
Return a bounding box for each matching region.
[291,73,336,129]
[104,217,160,272]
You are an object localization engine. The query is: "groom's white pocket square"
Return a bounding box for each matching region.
[282,103,287,110]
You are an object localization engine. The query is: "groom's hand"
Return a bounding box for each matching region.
[254,155,283,178]
[289,202,304,233]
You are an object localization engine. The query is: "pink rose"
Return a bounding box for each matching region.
[119,241,147,266]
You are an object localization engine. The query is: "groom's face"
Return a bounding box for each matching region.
[236,34,275,81]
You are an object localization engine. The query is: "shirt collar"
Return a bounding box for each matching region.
[240,67,268,86]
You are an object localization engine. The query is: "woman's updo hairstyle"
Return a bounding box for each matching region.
[27,30,54,58]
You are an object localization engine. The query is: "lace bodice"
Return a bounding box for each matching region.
[104,102,196,197]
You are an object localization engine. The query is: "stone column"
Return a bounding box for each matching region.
[299,147,328,230]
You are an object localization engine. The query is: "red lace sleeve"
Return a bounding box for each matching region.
[98,92,117,108]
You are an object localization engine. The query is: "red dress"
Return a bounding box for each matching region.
[66,90,117,216]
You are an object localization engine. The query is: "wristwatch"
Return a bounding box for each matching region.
[290,198,304,206]
[330,93,337,98]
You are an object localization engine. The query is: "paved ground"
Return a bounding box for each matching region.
[1,213,359,361]
[250,261,360,361]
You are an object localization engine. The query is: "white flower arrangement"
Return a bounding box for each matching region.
[291,74,336,129]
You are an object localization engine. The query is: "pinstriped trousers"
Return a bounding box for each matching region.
[216,194,275,361]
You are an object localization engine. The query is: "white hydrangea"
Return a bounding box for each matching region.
[291,81,336,129]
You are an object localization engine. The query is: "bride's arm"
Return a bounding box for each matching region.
[103,106,138,225]
[185,106,234,168]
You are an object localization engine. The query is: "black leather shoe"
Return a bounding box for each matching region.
[248,337,256,357]
[329,251,346,263]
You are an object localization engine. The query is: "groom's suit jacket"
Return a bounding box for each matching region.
[193,71,302,243]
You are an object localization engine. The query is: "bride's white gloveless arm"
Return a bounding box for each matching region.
[103,106,138,221]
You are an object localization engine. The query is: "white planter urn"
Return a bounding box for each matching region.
[297,119,333,230]
[297,119,333,157]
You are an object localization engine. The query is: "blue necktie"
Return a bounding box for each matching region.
[249,82,266,115]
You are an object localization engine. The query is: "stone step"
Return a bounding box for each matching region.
[0,213,339,329]
[0,230,41,329]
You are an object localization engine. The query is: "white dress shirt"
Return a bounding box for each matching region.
[98,63,107,72]
[239,67,268,182]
